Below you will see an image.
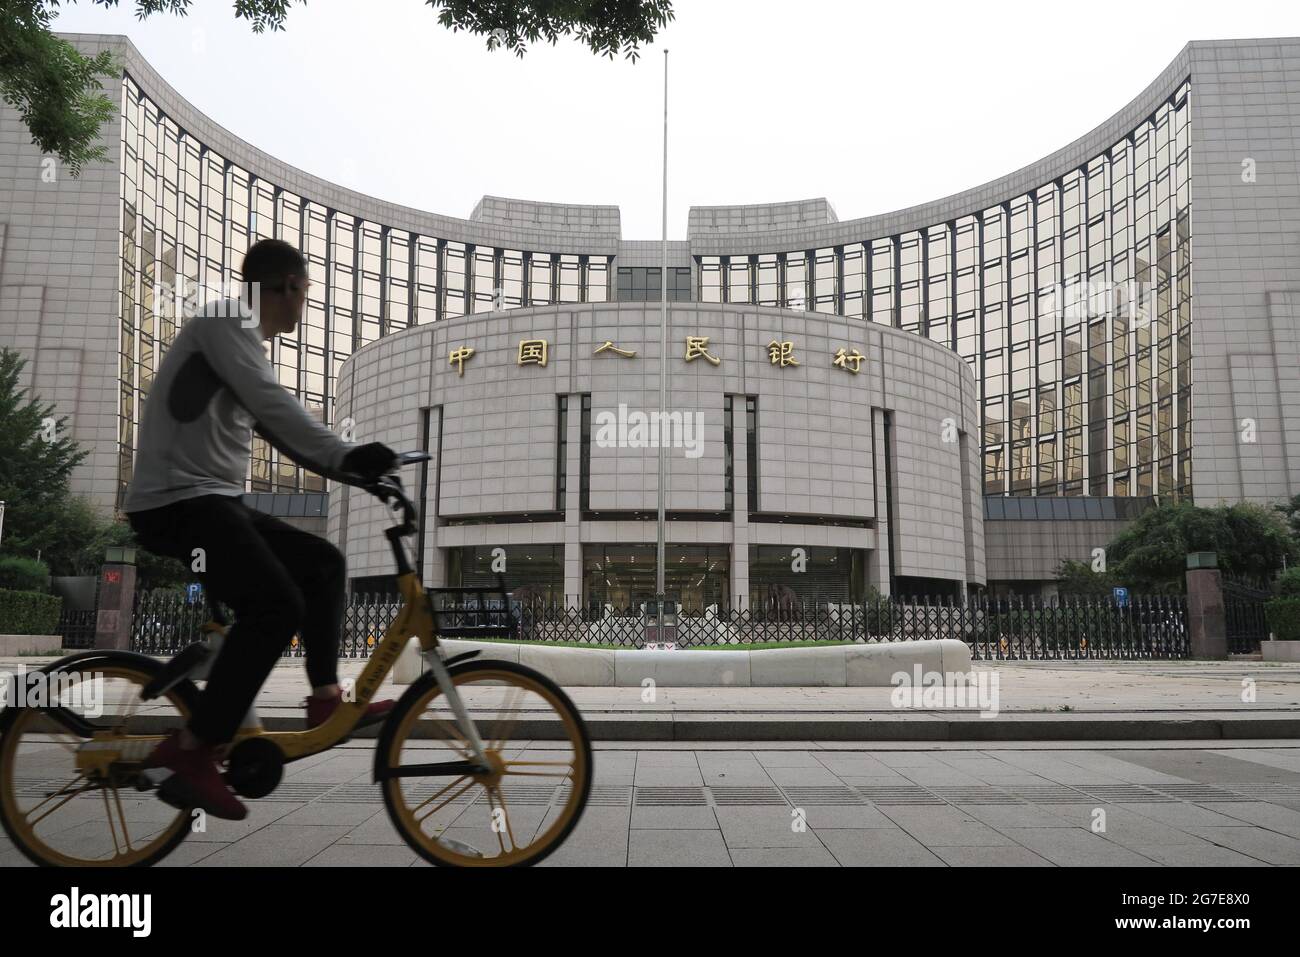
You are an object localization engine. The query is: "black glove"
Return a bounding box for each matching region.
[342,442,397,481]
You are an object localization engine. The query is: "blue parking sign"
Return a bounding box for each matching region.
[1113,586,1129,608]
[186,582,202,605]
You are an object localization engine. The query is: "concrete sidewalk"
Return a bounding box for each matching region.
[7,740,1300,867]
[8,655,1298,741]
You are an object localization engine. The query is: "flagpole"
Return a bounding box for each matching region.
[655,48,669,646]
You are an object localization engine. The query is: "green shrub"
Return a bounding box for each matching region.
[0,555,50,593]
[864,599,894,635]
[0,588,63,635]
[1275,567,1300,598]
[1265,597,1300,640]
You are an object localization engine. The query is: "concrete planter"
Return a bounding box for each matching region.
[393,638,974,687]
[1261,639,1300,662]
[0,634,61,655]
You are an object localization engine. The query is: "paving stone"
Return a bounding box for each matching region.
[1129,842,1270,866]
[630,806,719,829]
[815,828,946,866]
[195,825,354,866]
[994,827,1163,866]
[931,845,1054,866]
[629,829,731,867]
[729,846,839,867]
[1180,826,1300,865]
[278,802,392,827]
[1205,801,1300,838]
[715,806,830,849]
[879,806,1018,846]
[304,844,418,867]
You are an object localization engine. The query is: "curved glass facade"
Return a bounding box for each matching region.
[116,68,1190,508]
[699,81,1192,500]
[115,74,612,506]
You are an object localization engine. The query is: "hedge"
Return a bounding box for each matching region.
[0,588,63,636]
[1275,567,1300,598]
[1265,597,1300,641]
[0,556,50,594]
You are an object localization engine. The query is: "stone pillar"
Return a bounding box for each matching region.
[867,407,892,597]
[421,409,447,588]
[730,397,750,610]
[94,562,136,650]
[1186,557,1228,660]
[563,394,583,606]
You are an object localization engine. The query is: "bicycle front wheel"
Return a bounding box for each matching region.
[0,652,197,867]
[376,659,592,867]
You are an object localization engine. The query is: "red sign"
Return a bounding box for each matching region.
[103,570,121,584]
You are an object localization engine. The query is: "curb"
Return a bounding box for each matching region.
[180,712,1300,742]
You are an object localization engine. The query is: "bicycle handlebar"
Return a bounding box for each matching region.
[338,450,431,535]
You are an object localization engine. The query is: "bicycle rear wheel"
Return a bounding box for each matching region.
[0,653,197,867]
[376,659,592,867]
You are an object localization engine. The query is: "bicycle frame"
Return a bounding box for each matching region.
[67,463,499,782]
[222,570,491,770]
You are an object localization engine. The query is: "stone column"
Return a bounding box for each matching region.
[563,393,583,606]
[1186,554,1228,659]
[94,562,136,650]
[866,407,892,597]
[730,397,750,610]
[422,409,447,588]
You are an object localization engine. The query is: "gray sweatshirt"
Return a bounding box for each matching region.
[123,299,353,512]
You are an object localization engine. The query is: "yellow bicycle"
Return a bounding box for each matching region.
[0,453,592,866]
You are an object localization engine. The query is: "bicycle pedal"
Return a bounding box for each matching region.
[154,778,191,812]
[137,767,171,791]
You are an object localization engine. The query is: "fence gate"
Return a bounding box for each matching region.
[1223,578,1271,654]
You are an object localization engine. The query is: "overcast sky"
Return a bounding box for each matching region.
[51,0,1300,239]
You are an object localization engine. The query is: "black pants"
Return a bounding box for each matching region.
[129,495,346,745]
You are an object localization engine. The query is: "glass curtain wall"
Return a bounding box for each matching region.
[116,74,612,507]
[696,81,1192,500]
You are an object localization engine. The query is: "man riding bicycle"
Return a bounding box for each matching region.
[125,239,396,820]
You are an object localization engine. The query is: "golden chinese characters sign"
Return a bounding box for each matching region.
[442,332,866,379]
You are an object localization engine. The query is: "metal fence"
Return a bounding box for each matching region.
[513,594,1190,660]
[122,588,1190,660]
[55,608,98,650]
[1223,577,1272,654]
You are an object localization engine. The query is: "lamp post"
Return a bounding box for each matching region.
[654,49,669,647]
[0,500,6,551]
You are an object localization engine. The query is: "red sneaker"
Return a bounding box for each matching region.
[145,730,247,821]
[305,694,395,730]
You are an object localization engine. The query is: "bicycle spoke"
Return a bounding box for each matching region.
[109,680,144,732]
[41,732,82,756]
[426,717,472,758]
[100,787,125,859]
[412,776,474,822]
[109,783,134,855]
[489,685,526,750]
[26,774,95,829]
